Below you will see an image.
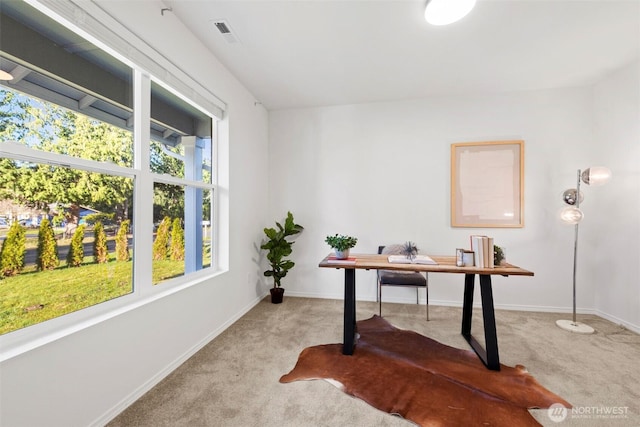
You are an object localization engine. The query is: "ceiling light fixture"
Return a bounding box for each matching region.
[424,0,477,26]
[0,69,13,81]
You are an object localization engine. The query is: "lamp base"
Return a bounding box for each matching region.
[555,319,595,334]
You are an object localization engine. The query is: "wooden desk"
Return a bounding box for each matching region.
[319,254,534,370]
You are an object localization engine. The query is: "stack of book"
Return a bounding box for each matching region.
[326,256,356,265]
[470,235,494,268]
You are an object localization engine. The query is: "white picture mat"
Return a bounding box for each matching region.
[451,141,523,228]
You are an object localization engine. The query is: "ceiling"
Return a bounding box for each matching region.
[163,0,640,111]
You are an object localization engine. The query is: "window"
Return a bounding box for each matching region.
[149,81,215,285]
[152,183,213,284]
[149,81,214,184]
[0,1,219,339]
[0,84,137,334]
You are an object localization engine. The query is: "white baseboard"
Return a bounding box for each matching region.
[285,291,640,335]
[90,294,265,427]
[285,291,599,314]
[285,290,345,300]
[285,291,640,329]
[595,310,640,334]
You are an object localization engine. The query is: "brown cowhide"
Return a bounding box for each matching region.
[280,315,570,426]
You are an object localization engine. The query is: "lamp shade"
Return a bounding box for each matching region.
[424,0,477,25]
[560,206,584,225]
[581,167,611,186]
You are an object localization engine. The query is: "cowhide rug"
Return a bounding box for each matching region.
[280,315,570,426]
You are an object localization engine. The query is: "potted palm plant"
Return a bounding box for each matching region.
[261,212,304,303]
[325,234,358,259]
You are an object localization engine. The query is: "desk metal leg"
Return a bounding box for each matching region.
[461,274,501,371]
[343,268,356,355]
[479,275,500,369]
[461,273,475,336]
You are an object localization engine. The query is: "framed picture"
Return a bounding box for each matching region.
[451,140,524,228]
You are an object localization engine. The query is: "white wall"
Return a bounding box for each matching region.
[0,2,270,426]
[592,60,640,329]
[268,78,640,332]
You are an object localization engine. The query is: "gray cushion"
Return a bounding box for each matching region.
[379,270,426,286]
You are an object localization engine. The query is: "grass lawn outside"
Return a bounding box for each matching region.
[0,256,133,335]
[0,228,210,335]
[0,254,186,335]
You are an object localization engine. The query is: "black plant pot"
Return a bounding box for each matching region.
[270,287,284,304]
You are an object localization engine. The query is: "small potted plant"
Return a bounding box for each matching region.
[325,234,358,259]
[494,245,505,266]
[261,212,304,304]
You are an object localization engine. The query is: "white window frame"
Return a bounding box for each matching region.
[0,0,227,361]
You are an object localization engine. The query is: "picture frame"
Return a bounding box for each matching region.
[451,140,524,228]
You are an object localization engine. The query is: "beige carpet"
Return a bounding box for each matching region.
[108,297,640,426]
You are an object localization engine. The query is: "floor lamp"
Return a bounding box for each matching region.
[557,167,611,334]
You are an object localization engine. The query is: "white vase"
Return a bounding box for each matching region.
[334,249,350,259]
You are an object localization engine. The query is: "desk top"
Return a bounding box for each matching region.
[319,253,534,276]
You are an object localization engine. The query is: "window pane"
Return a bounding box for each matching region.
[150,81,213,183]
[0,160,134,335]
[153,182,185,284]
[0,86,134,168]
[152,183,213,285]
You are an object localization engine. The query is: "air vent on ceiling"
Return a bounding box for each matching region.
[211,20,240,44]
